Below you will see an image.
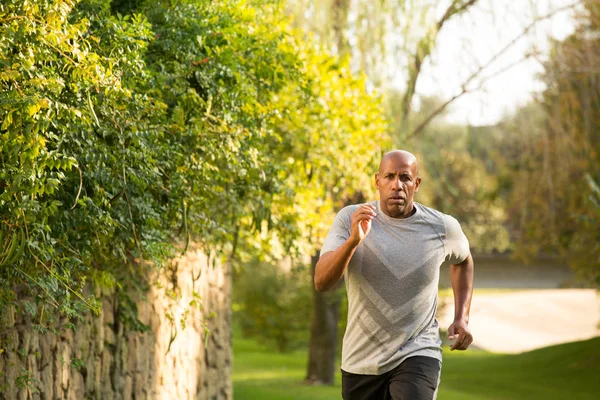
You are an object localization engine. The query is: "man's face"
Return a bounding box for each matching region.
[375,154,421,218]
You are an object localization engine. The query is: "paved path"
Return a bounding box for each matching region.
[438,289,600,353]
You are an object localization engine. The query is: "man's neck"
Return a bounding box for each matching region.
[382,203,416,219]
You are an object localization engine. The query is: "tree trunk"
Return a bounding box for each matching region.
[331,0,350,57]
[305,252,341,385]
[305,192,364,385]
[401,0,479,136]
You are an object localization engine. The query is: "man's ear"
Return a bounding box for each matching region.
[415,176,422,192]
[375,173,380,189]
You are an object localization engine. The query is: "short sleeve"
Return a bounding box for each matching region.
[320,206,355,256]
[443,215,470,264]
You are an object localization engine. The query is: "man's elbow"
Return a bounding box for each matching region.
[452,253,473,268]
[313,263,331,292]
[314,274,329,292]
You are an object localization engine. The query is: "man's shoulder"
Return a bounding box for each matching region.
[416,203,459,227]
[417,203,460,230]
[416,202,445,219]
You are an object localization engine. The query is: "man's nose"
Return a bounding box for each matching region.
[392,178,402,190]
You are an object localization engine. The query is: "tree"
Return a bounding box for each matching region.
[267,45,389,385]
[288,0,463,386]
[0,0,390,340]
[288,0,591,384]
[288,0,482,384]
[497,2,600,286]
[228,35,389,367]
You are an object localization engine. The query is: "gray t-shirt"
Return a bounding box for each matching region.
[321,201,470,375]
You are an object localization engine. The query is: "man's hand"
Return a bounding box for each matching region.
[350,204,377,245]
[314,204,376,291]
[448,319,473,351]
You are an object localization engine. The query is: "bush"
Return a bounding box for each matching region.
[0,0,388,335]
[233,261,312,353]
[0,0,302,325]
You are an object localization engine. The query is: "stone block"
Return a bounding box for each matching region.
[1,249,233,400]
[127,335,136,372]
[123,374,133,400]
[104,325,115,346]
[26,353,39,388]
[67,371,84,400]
[19,328,32,355]
[7,329,19,353]
[100,354,114,399]
[38,332,57,369]
[30,329,40,355]
[39,364,53,400]
[137,301,151,326]
[59,342,71,391]
[94,313,105,354]
[60,326,73,342]
[102,298,114,326]
[52,356,63,400]
[6,305,16,328]
[93,358,102,397]
[74,321,89,360]
[206,367,219,399]
[133,371,144,399]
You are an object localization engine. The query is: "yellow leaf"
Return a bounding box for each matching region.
[27,103,41,117]
[1,112,13,130]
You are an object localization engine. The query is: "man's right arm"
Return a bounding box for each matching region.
[314,203,376,292]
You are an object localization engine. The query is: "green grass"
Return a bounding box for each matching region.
[233,336,600,399]
[233,337,343,400]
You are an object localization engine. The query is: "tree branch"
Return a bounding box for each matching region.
[406,1,583,139]
[70,165,83,210]
[401,0,479,125]
[407,54,532,139]
[331,0,351,57]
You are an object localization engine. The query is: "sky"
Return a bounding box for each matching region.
[408,0,579,126]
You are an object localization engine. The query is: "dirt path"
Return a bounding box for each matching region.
[438,289,600,353]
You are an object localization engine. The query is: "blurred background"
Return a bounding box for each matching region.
[1,0,598,399]
[232,1,600,399]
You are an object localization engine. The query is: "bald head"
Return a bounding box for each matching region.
[375,150,421,219]
[379,150,418,175]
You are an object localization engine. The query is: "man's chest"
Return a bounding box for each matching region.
[347,221,445,293]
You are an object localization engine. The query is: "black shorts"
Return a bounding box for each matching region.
[341,356,441,400]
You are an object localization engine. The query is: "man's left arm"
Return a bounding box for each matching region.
[448,252,474,351]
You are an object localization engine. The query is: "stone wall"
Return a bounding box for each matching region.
[0,248,232,400]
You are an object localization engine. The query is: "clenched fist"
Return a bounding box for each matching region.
[349,203,377,246]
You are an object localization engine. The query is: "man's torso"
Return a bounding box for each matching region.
[327,201,456,375]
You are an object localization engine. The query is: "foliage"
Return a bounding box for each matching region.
[495,3,600,286]
[287,0,477,86]
[386,94,510,253]
[0,0,389,333]
[233,334,600,400]
[0,0,152,322]
[233,261,312,352]
[289,0,509,254]
[571,175,600,286]
[14,369,39,392]
[265,51,389,257]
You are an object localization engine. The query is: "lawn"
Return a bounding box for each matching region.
[233,336,600,399]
